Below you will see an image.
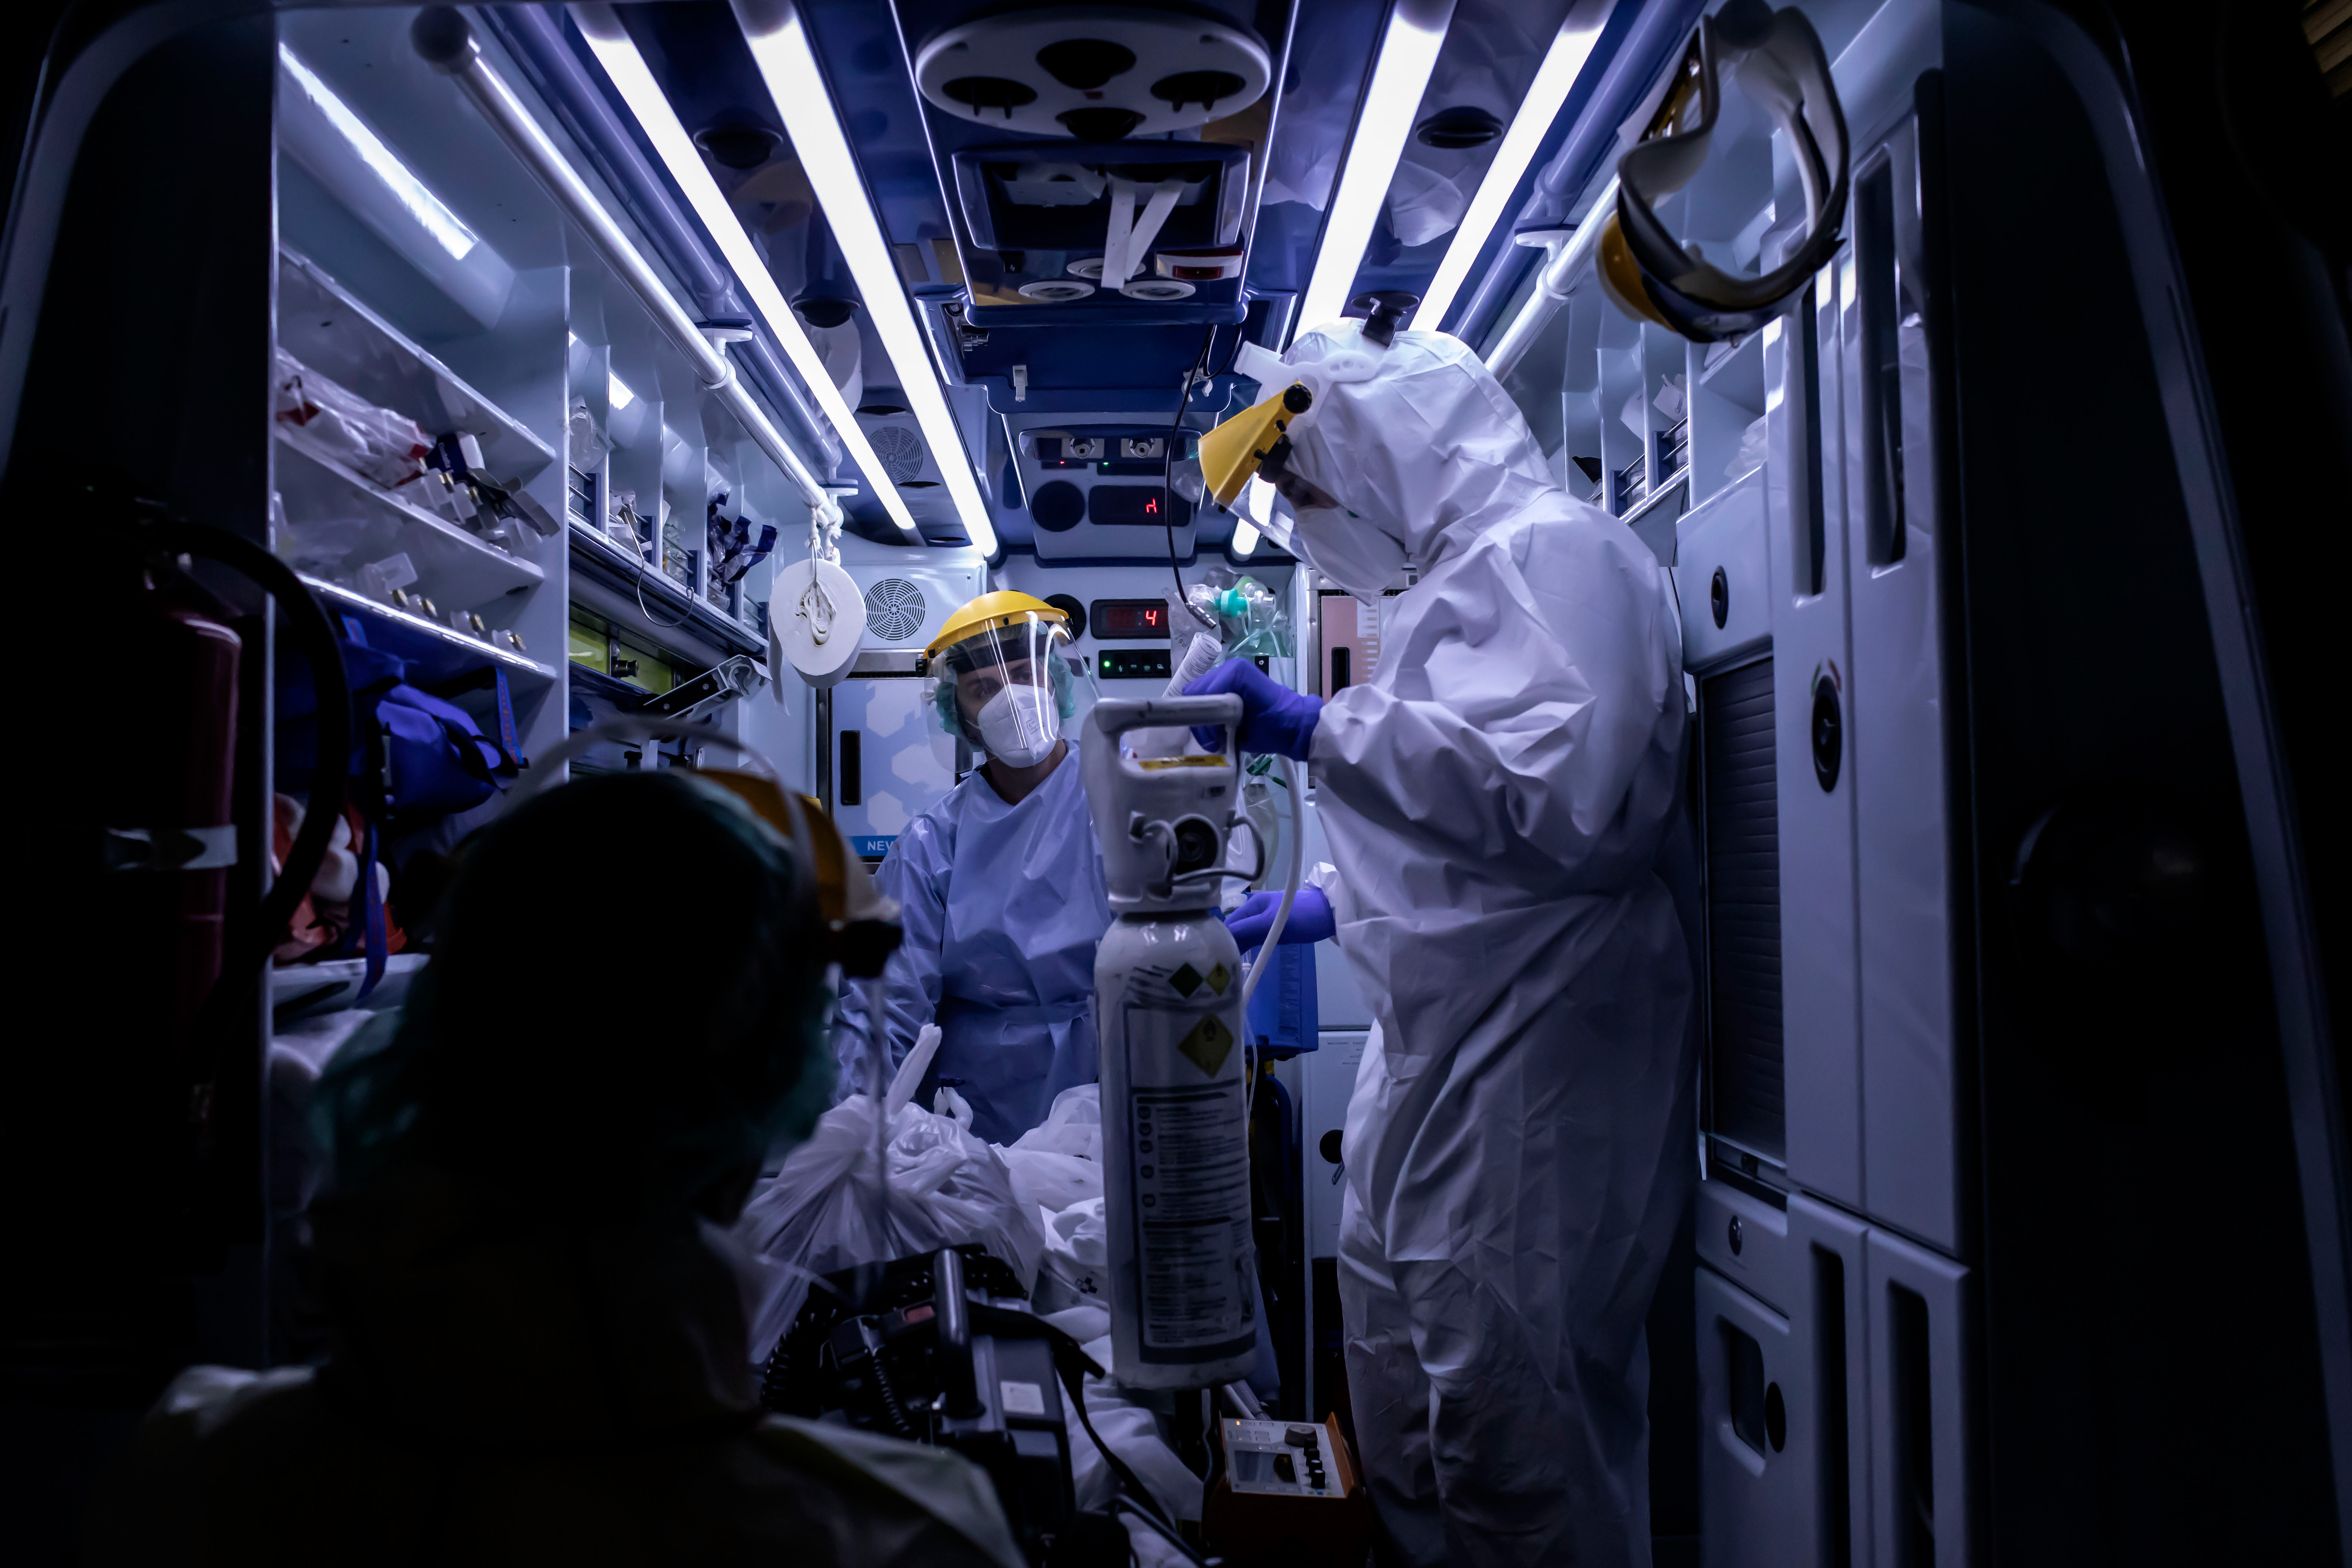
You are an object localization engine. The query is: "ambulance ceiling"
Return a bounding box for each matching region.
[581,0,1683,556]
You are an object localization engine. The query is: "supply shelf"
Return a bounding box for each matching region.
[277,246,557,481]
[304,573,559,686]
[566,659,649,710]
[274,430,546,608]
[567,521,765,660]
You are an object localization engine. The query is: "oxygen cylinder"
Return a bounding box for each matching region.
[1081,692,1261,1389]
[1095,909,1258,1388]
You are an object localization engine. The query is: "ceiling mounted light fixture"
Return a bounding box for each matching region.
[1296,0,1461,336]
[570,6,924,536]
[912,7,1270,143]
[732,0,999,556]
[1419,0,1615,328]
[279,42,480,260]
[1415,105,1504,149]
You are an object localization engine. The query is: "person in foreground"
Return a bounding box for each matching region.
[837,591,1112,1144]
[1191,325,1695,1567]
[85,771,1024,1568]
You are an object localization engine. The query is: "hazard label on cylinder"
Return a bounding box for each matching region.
[1124,1063,1253,1351]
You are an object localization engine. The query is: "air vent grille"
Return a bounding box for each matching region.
[1700,656,1783,1161]
[869,424,925,485]
[864,577,927,643]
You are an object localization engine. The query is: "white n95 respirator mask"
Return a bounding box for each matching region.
[975,681,1059,768]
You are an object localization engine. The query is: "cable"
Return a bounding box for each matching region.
[865,1349,920,1440]
[1053,1348,1191,1541]
[631,529,691,628]
[1237,753,1304,1132]
[1165,327,1219,630]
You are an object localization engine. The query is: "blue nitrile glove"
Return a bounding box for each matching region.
[1226,887,1335,955]
[1186,657,1322,759]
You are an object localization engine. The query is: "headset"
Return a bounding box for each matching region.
[508,716,900,979]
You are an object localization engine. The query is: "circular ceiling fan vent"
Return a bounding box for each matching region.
[869,423,926,485]
[864,577,927,643]
[914,9,1271,142]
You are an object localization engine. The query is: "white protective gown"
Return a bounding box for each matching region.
[1288,328,1695,1567]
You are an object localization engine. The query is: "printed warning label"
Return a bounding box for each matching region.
[1123,1014,1254,1353]
[1177,1014,1236,1077]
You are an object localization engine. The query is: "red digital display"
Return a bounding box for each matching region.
[1091,598,1171,640]
[1087,485,1192,528]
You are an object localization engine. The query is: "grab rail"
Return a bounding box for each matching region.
[1483,178,1616,381]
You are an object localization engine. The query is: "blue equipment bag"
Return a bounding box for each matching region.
[277,637,517,998]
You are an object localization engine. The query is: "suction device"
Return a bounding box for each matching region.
[1082,694,1260,1390]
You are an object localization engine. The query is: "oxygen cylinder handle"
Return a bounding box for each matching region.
[933,1248,983,1420]
[1089,693,1244,737]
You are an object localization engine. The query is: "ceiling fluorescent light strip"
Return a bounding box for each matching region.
[731,0,998,556]
[280,42,482,260]
[1419,0,1614,328]
[1295,0,1460,336]
[572,10,919,536]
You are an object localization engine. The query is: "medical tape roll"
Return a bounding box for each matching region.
[774,554,862,691]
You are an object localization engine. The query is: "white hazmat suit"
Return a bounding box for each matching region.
[1287,327,1695,1566]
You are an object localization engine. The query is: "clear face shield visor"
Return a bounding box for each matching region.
[928,613,1075,766]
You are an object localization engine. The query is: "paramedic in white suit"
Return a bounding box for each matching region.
[1189,323,1694,1567]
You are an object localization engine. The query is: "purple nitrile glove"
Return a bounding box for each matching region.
[1185,657,1322,760]
[1225,887,1335,956]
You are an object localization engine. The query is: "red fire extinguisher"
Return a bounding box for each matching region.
[106,517,352,1248]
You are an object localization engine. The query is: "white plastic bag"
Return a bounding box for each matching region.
[1031,1195,1111,1314]
[1000,1083,1104,1219]
[933,1082,975,1130]
[1009,1083,1102,1162]
[272,348,431,490]
[1001,1149,1099,1220]
[738,1025,1045,1361]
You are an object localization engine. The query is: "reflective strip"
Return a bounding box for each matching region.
[102,825,237,872]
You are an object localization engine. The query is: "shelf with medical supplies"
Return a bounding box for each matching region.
[1493,51,1794,554]
[304,573,557,686]
[274,431,547,608]
[567,520,766,661]
[568,608,762,713]
[276,245,558,481]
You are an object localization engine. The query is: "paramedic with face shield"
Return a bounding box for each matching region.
[1191,326,1695,1567]
[835,593,1113,1145]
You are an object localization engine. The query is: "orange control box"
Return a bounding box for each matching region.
[1202,1414,1372,1568]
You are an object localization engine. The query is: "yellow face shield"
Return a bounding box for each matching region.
[1199,382,1315,509]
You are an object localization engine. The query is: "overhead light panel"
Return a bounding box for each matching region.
[571,9,923,536]
[607,371,637,408]
[279,43,481,260]
[730,0,998,556]
[1295,0,1459,336]
[1419,0,1614,328]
